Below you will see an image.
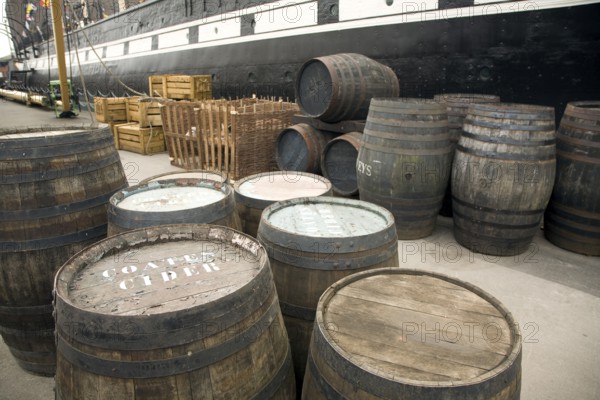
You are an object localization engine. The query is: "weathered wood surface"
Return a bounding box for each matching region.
[54,224,296,399]
[357,98,453,239]
[452,103,556,256]
[321,131,362,197]
[257,197,399,390]
[302,268,522,399]
[433,93,501,217]
[235,172,332,237]
[295,53,399,123]
[276,123,338,174]
[107,179,241,236]
[544,101,600,255]
[0,126,128,375]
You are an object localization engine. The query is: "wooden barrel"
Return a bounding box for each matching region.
[107,178,241,235]
[434,93,501,216]
[295,53,400,123]
[0,126,127,376]
[321,132,362,197]
[544,101,600,255]
[276,123,337,174]
[54,224,296,399]
[302,268,522,400]
[235,171,332,237]
[357,98,453,239]
[139,169,227,185]
[257,197,398,390]
[453,103,556,256]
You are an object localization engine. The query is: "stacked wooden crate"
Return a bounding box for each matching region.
[94,97,128,123]
[148,75,212,101]
[161,98,298,180]
[111,97,170,155]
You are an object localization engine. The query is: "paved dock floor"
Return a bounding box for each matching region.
[0,99,599,399]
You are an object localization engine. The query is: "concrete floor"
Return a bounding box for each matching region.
[0,99,599,399]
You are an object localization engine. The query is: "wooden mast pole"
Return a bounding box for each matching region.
[50,0,71,115]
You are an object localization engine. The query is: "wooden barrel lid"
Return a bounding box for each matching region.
[260,197,395,243]
[113,179,227,212]
[140,170,227,185]
[235,172,331,208]
[315,268,521,389]
[54,225,270,349]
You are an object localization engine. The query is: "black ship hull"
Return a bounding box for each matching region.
[10,0,600,118]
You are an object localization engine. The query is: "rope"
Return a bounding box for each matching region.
[64,0,145,97]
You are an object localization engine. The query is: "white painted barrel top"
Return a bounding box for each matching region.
[264,198,392,238]
[60,236,263,315]
[237,173,330,201]
[145,171,226,183]
[117,186,225,212]
[0,130,83,139]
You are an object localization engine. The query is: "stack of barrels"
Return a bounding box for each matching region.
[4,56,597,400]
[277,53,400,197]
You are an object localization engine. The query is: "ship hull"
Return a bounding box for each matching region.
[14,0,600,118]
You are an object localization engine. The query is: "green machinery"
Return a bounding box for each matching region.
[48,79,80,118]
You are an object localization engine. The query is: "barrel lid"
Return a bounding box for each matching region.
[111,179,228,212]
[141,170,227,185]
[260,196,395,243]
[315,268,521,387]
[55,224,267,316]
[296,58,334,118]
[235,172,331,205]
[0,129,84,139]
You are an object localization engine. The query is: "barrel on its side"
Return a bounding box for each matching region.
[139,169,227,185]
[257,197,398,390]
[54,224,296,399]
[276,124,337,174]
[107,178,241,235]
[434,93,501,216]
[302,268,522,400]
[357,98,453,239]
[453,103,556,256]
[321,132,362,197]
[544,101,600,255]
[235,171,332,237]
[295,53,400,123]
[0,126,127,375]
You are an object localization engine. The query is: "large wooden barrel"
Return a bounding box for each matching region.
[321,132,362,197]
[139,169,227,185]
[235,171,332,237]
[295,53,400,123]
[0,126,127,376]
[434,93,501,216]
[302,268,522,400]
[453,103,556,256]
[107,178,241,235]
[357,98,453,239]
[276,124,337,174]
[544,101,600,255]
[257,197,398,390]
[54,224,296,399]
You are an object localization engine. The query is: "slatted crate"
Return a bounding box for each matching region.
[148,75,212,100]
[126,96,169,127]
[113,122,166,155]
[161,98,298,180]
[94,97,127,123]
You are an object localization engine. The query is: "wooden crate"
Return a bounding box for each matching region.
[126,97,168,127]
[161,98,298,180]
[94,97,127,123]
[113,122,166,155]
[148,75,212,100]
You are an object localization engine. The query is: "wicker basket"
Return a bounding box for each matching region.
[161,98,298,180]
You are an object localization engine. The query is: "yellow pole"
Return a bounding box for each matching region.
[50,0,71,113]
